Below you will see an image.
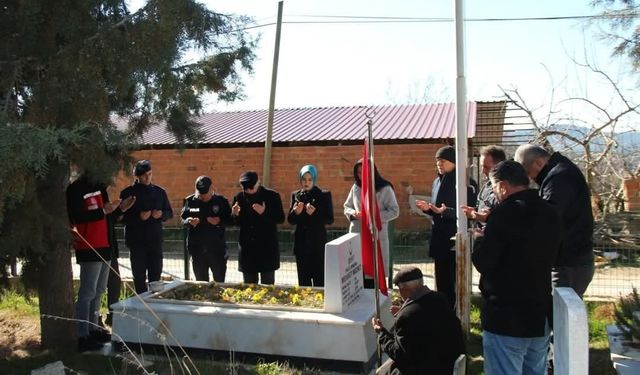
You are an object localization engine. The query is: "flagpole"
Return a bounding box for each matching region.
[366,117,383,368]
[367,119,382,321]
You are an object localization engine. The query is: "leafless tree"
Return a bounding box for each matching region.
[500,60,640,223]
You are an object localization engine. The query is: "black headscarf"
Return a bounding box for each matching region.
[353,159,393,191]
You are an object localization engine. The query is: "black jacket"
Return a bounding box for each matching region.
[378,287,465,375]
[119,182,173,247]
[181,193,231,252]
[472,189,562,337]
[287,186,334,256]
[427,170,478,259]
[66,175,112,262]
[535,152,594,266]
[232,186,285,273]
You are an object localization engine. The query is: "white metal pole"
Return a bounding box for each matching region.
[454,0,471,335]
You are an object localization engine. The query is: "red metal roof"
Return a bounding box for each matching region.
[136,102,477,145]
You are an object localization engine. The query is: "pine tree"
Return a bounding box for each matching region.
[0,0,255,348]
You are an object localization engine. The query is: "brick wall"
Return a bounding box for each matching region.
[623,178,640,212]
[108,143,451,230]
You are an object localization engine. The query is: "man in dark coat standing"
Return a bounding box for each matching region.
[181,175,232,282]
[232,171,285,284]
[416,145,477,309]
[119,160,173,293]
[372,266,465,375]
[514,144,594,297]
[472,160,562,375]
[462,145,506,227]
[288,164,334,287]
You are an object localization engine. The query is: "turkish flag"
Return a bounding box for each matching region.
[360,139,388,296]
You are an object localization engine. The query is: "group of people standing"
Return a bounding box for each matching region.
[374,143,594,375]
[65,157,398,351]
[66,141,595,375]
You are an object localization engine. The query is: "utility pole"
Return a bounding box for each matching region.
[262,0,283,187]
[454,0,471,336]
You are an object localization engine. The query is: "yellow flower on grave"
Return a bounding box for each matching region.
[315,293,323,302]
[269,297,278,304]
[291,294,300,305]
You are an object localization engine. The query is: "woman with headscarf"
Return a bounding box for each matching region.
[343,159,399,286]
[287,165,334,287]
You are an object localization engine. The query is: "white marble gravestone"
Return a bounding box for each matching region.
[553,287,588,375]
[111,232,390,372]
[324,232,364,313]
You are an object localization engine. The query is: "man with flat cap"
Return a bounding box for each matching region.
[119,160,173,293]
[181,175,232,282]
[416,145,477,309]
[231,171,285,284]
[372,266,465,375]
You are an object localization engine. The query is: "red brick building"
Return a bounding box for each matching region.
[110,102,507,231]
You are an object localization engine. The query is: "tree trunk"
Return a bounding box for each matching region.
[37,165,75,349]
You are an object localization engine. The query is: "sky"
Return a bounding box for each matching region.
[132,0,639,129]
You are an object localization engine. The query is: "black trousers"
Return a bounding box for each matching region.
[107,255,121,310]
[189,243,227,282]
[242,271,275,285]
[295,252,324,287]
[434,251,456,310]
[129,242,163,294]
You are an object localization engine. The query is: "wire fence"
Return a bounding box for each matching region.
[69,225,640,299]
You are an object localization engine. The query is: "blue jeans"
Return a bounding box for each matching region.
[76,261,109,337]
[483,322,551,375]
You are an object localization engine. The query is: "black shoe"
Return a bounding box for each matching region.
[90,329,111,343]
[105,313,113,327]
[78,335,104,352]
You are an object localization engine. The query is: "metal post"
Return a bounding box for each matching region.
[183,227,190,280]
[262,0,284,187]
[454,0,471,334]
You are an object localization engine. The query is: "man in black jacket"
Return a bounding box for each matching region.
[416,145,477,309]
[372,266,465,375]
[462,145,506,227]
[472,160,562,375]
[182,175,232,282]
[231,171,285,285]
[119,160,173,293]
[514,144,594,297]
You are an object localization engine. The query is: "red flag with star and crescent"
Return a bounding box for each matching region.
[360,138,388,296]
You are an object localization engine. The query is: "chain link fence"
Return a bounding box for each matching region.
[69,223,640,299]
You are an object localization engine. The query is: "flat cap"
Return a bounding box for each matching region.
[392,266,423,285]
[195,175,212,194]
[239,171,258,189]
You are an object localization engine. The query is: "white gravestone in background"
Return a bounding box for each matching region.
[324,232,364,313]
[553,287,588,375]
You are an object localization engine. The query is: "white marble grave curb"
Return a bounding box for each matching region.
[111,232,392,372]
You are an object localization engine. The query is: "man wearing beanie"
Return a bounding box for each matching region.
[181,175,232,282]
[119,160,173,293]
[416,145,477,309]
[372,266,465,374]
[231,171,285,284]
